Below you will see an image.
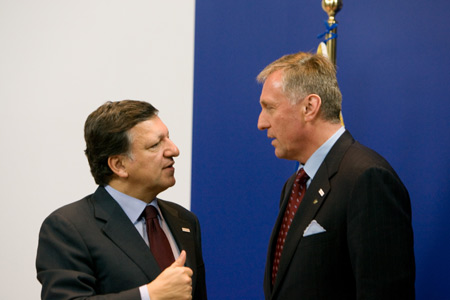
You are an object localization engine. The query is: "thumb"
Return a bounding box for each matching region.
[172,250,187,267]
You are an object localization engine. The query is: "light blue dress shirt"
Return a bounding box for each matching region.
[104,185,180,300]
[300,126,346,186]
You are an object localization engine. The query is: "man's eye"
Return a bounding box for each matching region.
[150,142,160,149]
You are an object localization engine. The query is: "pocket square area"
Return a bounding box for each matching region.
[303,220,326,237]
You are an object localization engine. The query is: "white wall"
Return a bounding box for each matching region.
[0,0,195,298]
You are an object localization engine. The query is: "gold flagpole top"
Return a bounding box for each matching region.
[321,0,343,66]
[322,0,343,20]
[321,0,344,124]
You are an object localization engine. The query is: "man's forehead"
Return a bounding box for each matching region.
[260,75,286,104]
[267,69,284,85]
[131,117,168,137]
[262,71,283,92]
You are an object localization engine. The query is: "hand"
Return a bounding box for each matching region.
[147,250,193,300]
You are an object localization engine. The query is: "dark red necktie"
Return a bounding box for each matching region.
[272,168,309,285]
[144,205,175,271]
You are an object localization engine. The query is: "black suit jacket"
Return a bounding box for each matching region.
[36,186,207,300]
[264,131,415,299]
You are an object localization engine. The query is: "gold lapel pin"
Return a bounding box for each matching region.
[313,199,319,205]
[182,227,191,233]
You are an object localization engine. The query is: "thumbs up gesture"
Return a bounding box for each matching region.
[147,250,193,300]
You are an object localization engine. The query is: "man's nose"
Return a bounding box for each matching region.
[257,112,269,131]
[165,139,180,157]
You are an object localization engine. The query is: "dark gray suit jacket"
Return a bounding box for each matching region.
[36,186,207,300]
[264,131,415,299]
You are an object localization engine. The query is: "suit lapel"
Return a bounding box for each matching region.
[158,199,199,289]
[271,131,355,294]
[271,175,330,291]
[92,187,161,281]
[158,199,197,268]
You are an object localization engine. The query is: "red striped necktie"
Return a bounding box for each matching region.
[272,168,309,285]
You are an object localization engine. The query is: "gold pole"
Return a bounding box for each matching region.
[321,0,343,66]
[321,0,343,124]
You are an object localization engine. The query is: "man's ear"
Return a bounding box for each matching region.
[108,155,129,178]
[303,94,321,122]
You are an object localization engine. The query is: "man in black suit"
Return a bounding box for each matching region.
[36,100,207,299]
[257,52,415,299]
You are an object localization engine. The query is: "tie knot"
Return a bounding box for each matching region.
[144,205,158,221]
[296,168,309,183]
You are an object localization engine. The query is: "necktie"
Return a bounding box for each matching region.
[271,168,309,285]
[144,205,175,271]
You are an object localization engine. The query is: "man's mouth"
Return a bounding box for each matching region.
[163,161,175,169]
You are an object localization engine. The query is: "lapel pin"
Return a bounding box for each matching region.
[318,189,325,197]
[313,199,319,205]
[182,227,191,233]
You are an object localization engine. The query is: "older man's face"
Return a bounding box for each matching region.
[257,70,307,162]
[122,116,180,201]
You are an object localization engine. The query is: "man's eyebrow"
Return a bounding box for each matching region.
[260,99,275,107]
[155,130,169,141]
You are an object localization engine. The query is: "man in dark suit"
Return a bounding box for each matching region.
[36,100,207,300]
[256,52,415,299]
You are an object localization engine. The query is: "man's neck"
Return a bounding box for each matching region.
[300,121,343,164]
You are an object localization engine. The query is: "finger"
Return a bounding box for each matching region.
[184,266,193,277]
[172,250,187,267]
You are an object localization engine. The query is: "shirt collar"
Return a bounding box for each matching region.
[300,126,346,180]
[104,185,160,224]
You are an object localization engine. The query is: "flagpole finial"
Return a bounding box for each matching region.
[322,0,343,20]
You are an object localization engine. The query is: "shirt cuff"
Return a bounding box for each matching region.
[139,284,151,300]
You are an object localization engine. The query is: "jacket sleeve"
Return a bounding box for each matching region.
[193,212,207,300]
[347,167,415,299]
[36,213,141,300]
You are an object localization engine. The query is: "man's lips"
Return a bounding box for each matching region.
[269,137,276,146]
[163,161,175,169]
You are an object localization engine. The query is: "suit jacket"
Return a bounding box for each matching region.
[36,186,207,300]
[264,131,415,300]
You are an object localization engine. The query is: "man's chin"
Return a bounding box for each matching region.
[165,177,176,187]
[156,180,176,195]
[274,149,286,159]
[274,149,294,161]
[160,174,176,186]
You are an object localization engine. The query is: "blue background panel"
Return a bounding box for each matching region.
[192,1,450,299]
